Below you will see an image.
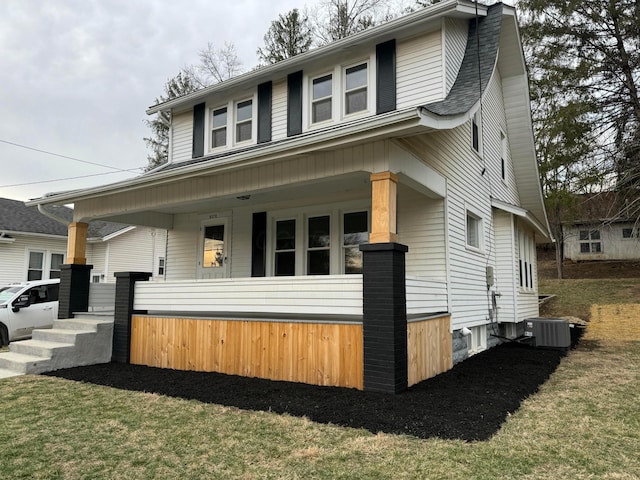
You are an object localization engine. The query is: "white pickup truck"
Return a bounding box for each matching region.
[0,279,60,346]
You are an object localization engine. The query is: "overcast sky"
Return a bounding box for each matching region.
[0,0,340,202]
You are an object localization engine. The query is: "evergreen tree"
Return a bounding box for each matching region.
[257,9,313,65]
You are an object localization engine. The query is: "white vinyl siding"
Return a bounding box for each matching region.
[396,30,444,109]
[170,111,193,163]
[0,235,67,284]
[86,243,108,282]
[166,214,200,281]
[493,210,516,323]
[444,18,468,94]
[397,185,446,279]
[229,210,252,278]
[272,80,288,140]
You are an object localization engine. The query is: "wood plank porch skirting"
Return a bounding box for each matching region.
[128,314,451,390]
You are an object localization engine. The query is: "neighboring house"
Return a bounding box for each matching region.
[28,1,551,393]
[563,192,640,261]
[0,197,167,285]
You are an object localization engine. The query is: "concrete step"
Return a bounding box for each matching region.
[32,328,95,344]
[10,339,75,358]
[53,318,109,332]
[0,351,50,374]
[0,368,22,379]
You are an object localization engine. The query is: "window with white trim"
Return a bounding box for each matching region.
[622,227,639,239]
[466,211,482,250]
[579,229,601,253]
[235,99,253,143]
[211,107,227,148]
[500,131,507,181]
[468,325,487,354]
[28,251,44,281]
[158,257,165,276]
[274,219,296,276]
[50,253,64,279]
[344,63,368,116]
[343,211,368,274]
[518,228,535,290]
[312,74,332,124]
[307,215,331,275]
[471,111,481,153]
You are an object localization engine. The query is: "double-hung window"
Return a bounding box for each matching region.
[275,219,296,276]
[28,251,44,281]
[343,211,368,274]
[49,253,64,279]
[622,227,639,239]
[307,215,331,275]
[235,100,252,143]
[579,229,601,253]
[312,74,332,124]
[471,111,480,153]
[344,63,367,115]
[211,107,227,148]
[466,211,482,250]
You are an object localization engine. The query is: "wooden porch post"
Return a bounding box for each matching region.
[58,221,92,319]
[67,221,88,264]
[370,172,398,243]
[360,170,408,393]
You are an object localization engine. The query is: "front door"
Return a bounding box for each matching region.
[198,219,229,279]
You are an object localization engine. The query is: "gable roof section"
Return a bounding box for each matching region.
[0,197,128,239]
[422,3,502,118]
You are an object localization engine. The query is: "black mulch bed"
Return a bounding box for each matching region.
[44,342,572,442]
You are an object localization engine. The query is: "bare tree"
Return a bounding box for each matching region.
[312,0,393,44]
[257,9,313,65]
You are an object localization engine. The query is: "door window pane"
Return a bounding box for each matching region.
[203,225,225,268]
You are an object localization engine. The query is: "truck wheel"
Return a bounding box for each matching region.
[0,324,8,347]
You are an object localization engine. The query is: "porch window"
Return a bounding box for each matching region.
[312,74,332,124]
[211,107,227,148]
[275,219,296,276]
[235,100,252,143]
[344,63,367,115]
[307,215,331,275]
[579,229,601,253]
[49,253,64,279]
[28,251,44,281]
[343,211,368,274]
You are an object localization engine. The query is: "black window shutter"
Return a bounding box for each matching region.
[257,81,272,144]
[287,71,303,137]
[251,212,267,277]
[192,102,206,158]
[376,40,396,114]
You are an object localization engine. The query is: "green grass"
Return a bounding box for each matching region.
[1,339,639,479]
[2,278,639,478]
[539,277,640,320]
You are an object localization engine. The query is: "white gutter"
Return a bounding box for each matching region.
[37,204,70,226]
[27,107,424,207]
[146,0,486,115]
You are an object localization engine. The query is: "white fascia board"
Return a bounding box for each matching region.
[146,0,484,115]
[101,226,136,242]
[0,231,67,240]
[27,108,423,208]
[491,198,550,240]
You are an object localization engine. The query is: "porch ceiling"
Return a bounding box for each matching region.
[94,172,372,227]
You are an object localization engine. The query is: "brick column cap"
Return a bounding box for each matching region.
[360,242,408,253]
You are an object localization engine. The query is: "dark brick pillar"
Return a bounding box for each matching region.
[112,271,151,363]
[58,264,93,319]
[359,242,408,393]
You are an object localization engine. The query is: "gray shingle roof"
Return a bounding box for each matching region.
[0,197,127,239]
[422,3,503,117]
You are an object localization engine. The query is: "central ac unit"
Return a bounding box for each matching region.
[524,318,571,349]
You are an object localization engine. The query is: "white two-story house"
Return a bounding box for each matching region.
[29,1,551,393]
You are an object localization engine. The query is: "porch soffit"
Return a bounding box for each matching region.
[388,142,446,199]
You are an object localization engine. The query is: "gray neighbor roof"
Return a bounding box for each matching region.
[0,197,127,238]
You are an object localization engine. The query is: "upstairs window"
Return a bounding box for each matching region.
[312,74,332,124]
[211,107,227,148]
[471,111,481,153]
[344,63,368,115]
[500,131,507,181]
[235,100,253,143]
[579,229,601,253]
